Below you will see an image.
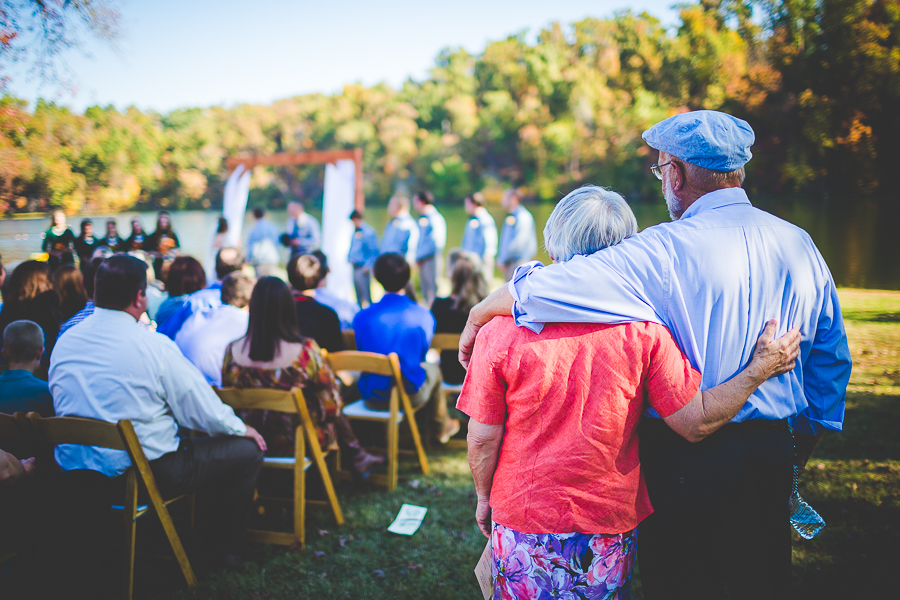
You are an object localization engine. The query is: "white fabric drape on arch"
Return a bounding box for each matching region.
[222,165,251,248]
[321,159,355,302]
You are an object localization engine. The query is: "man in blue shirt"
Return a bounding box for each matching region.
[380,195,419,268]
[353,253,459,444]
[245,207,281,276]
[282,200,320,257]
[348,210,380,308]
[460,193,498,283]
[0,320,53,416]
[413,191,447,307]
[459,110,851,599]
[497,188,537,281]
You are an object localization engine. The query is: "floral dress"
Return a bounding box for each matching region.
[491,522,637,600]
[221,339,341,457]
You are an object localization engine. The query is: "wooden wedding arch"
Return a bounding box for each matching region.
[224,148,365,211]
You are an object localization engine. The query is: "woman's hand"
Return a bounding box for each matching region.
[748,319,802,384]
[475,497,492,538]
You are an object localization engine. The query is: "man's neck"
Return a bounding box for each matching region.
[301,289,316,298]
[421,205,435,214]
[5,362,38,373]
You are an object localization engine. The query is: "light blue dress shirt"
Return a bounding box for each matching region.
[461,208,498,260]
[380,213,419,265]
[416,208,447,261]
[497,204,537,265]
[287,213,321,256]
[246,217,281,265]
[175,304,249,387]
[348,222,380,268]
[509,187,851,435]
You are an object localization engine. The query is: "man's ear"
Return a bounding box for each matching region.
[36,347,45,362]
[671,160,686,192]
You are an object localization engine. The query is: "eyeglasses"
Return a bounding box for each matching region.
[650,162,673,180]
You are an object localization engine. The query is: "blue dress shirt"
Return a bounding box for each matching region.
[498,205,538,265]
[246,217,281,264]
[156,283,222,340]
[509,187,851,435]
[380,213,419,264]
[0,370,53,416]
[461,209,498,260]
[287,213,321,256]
[352,293,435,400]
[348,222,380,268]
[415,209,447,261]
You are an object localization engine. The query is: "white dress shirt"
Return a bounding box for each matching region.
[175,304,249,387]
[50,307,247,476]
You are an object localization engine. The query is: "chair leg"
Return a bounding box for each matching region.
[123,470,138,600]
[156,503,198,587]
[295,459,306,548]
[387,418,399,492]
[405,406,430,476]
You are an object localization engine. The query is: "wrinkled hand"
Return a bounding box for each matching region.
[475,496,492,538]
[458,314,483,371]
[244,425,268,452]
[750,320,801,382]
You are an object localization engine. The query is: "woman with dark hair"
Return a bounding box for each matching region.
[430,249,488,385]
[146,211,181,257]
[0,261,62,369]
[100,219,124,253]
[41,211,76,271]
[52,265,90,322]
[125,217,147,251]
[155,256,207,326]
[73,220,99,265]
[222,276,381,478]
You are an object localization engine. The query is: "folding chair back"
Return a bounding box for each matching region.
[0,411,24,439]
[26,414,197,600]
[341,329,357,350]
[214,386,343,547]
[326,351,429,491]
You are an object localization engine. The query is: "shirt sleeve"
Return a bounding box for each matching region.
[509,235,668,333]
[790,274,851,435]
[456,321,509,425]
[643,325,702,417]
[156,336,246,437]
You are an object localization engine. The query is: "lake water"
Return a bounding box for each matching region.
[1,196,897,290]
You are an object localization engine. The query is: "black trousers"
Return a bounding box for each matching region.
[148,436,263,555]
[637,418,793,600]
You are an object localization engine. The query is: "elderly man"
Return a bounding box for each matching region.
[496,188,537,281]
[51,255,266,564]
[459,110,851,599]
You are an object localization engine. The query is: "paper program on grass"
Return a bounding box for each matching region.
[387,504,428,535]
[474,538,493,599]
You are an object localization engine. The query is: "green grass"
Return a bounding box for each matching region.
[142,289,900,600]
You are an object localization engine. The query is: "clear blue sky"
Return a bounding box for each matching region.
[7,0,681,113]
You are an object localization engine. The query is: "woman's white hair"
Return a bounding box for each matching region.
[543,185,638,262]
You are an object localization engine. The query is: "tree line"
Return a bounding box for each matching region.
[0,0,896,215]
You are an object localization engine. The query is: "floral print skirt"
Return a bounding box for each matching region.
[491,521,637,600]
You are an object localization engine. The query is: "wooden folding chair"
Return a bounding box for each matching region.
[0,412,28,565]
[429,333,467,448]
[213,387,344,548]
[341,329,357,350]
[26,414,197,600]
[326,351,429,492]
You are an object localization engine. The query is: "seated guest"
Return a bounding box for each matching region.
[155,255,207,326]
[157,248,244,339]
[0,447,113,599]
[57,257,102,340]
[176,272,254,387]
[129,250,167,321]
[0,320,53,416]
[353,253,459,444]
[222,276,382,477]
[0,261,61,370]
[51,255,266,563]
[287,254,343,353]
[52,264,89,322]
[73,219,99,265]
[430,249,488,386]
[310,250,360,330]
[458,186,801,598]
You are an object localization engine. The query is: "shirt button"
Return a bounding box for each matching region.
[679,477,685,484]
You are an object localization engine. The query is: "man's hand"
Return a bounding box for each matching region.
[748,320,802,384]
[20,457,36,477]
[0,449,25,485]
[475,496,492,538]
[459,286,515,369]
[244,425,267,452]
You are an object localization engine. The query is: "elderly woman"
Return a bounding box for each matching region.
[457,186,800,599]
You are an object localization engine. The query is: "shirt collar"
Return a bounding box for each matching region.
[0,369,32,380]
[92,307,140,325]
[680,187,751,220]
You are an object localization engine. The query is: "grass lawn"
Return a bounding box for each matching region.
[144,289,900,600]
